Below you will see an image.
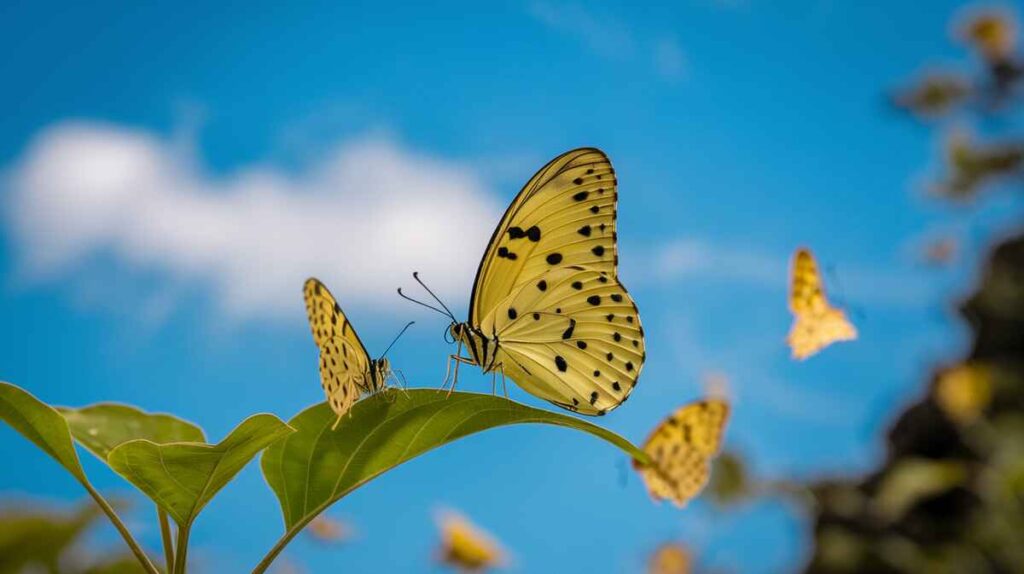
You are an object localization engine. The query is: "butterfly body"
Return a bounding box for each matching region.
[427,148,646,416]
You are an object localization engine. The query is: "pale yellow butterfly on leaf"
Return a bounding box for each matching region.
[303,278,412,428]
[634,397,730,508]
[934,362,993,425]
[648,542,692,574]
[399,148,645,416]
[786,248,858,360]
[435,510,506,572]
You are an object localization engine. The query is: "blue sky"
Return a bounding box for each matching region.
[2,1,1022,572]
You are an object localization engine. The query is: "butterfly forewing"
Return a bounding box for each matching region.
[484,266,645,415]
[470,148,619,324]
[789,248,826,315]
[636,399,730,507]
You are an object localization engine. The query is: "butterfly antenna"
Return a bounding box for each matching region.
[412,272,457,321]
[397,288,452,319]
[381,321,415,358]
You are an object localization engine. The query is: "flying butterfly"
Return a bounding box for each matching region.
[303,278,412,428]
[633,398,730,508]
[399,148,645,416]
[435,510,506,572]
[786,248,858,360]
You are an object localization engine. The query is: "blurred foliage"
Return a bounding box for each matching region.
[0,500,145,574]
[891,7,1024,201]
[800,233,1024,573]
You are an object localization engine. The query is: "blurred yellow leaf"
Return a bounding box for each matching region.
[935,363,994,425]
[647,542,692,574]
[873,458,968,522]
[957,9,1018,60]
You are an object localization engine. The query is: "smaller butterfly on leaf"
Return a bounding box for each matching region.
[786,248,858,360]
[648,542,692,574]
[633,397,730,508]
[435,510,506,572]
[303,278,413,429]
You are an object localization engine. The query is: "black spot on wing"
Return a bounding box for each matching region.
[555,356,568,372]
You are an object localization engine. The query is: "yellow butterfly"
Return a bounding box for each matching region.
[634,398,730,508]
[303,278,412,428]
[786,248,858,360]
[435,510,505,572]
[648,542,692,574]
[400,148,645,416]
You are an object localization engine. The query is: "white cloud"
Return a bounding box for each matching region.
[635,237,939,308]
[653,37,687,81]
[527,2,635,59]
[527,2,687,82]
[641,237,781,286]
[4,122,499,320]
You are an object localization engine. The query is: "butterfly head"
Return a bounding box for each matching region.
[369,357,391,392]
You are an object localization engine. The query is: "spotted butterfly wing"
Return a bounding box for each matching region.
[454,148,644,415]
[303,278,373,424]
[470,148,619,324]
[633,398,730,507]
[786,248,857,360]
[481,266,644,414]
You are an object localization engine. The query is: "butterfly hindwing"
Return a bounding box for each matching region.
[470,148,619,324]
[483,266,645,415]
[635,398,730,507]
[786,248,857,359]
[319,336,363,419]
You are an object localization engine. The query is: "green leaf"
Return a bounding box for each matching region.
[60,403,206,462]
[107,414,293,527]
[261,390,646,533]
[0,381,88,483]
[0,382,160,574]
[0,501,101,573]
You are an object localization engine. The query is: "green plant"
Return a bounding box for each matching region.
[0,384,649,573]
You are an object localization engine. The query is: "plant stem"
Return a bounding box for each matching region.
[172,524,191,574]
[251,527,301,574]
[159,509,175,572]
[83,482,161,574]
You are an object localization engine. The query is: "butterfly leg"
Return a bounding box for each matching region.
[448,355,470,397]
[393,369,411,398]
[441,340,464,391]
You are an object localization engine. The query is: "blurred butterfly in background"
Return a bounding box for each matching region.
[400,148,645,416]
[303,278,413,428]
[435,509,506,572]
[305,515,353,545]
[786,248,858,360]
[647,542,692,574]
[921,236,958,267]
[634,397,730,508]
